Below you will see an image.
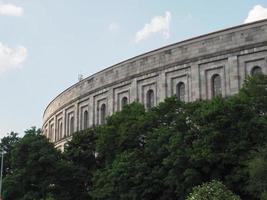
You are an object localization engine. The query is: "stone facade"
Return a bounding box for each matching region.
[42,19,267,151]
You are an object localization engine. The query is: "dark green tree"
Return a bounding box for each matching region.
[247,144,267,200]
[52,159,88,200]
[56,128,98,200]
[239,74,267,114]
[0,131,20,177]
[64,128,97,172]
[96,102,148,164]
[3,127,60,200]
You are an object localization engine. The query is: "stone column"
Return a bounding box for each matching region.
[75,103,79,132]
[63,109,67,137]
[88,97,94,127]
[130,78,138,103]
[107,88,113,116]
[228,55,239,95]
[190,63,201,101]
[158,71,167,103]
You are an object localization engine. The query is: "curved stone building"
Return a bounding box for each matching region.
[43,19,267,150]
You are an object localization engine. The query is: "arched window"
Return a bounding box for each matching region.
[100,104,106,125]
[59,122,63,140]
[121,97,128,110]
[251,66,262,76]
[146,89,154,109]
[176,82,185,101]
[70,116,74,135]
[45,127,48,138]
[49,124,54,141]
[49,127,52,140]
[84,110,88,129]
[211,74,222,97]
[55,123,59,141]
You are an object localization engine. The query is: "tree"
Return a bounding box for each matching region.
[3,127,60,200]
[186,180,241,200]
[247,144,267,200]
[96,102,148,164]
[64,128,98,172]
[0,131,20,177]
[57,128,98,200]
[239,74,267,114]
[52,159,89,200]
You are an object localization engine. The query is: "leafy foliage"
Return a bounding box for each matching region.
[96,102,148,165]
[0,131,20,177]
[59,128,98,200]
[247,144,267,200]
[3,127,60,200]
[186,180,241,200]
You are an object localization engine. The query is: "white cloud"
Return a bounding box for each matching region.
[0,3,24,16]
[108,22,120,33]
[0,42,27,74]
[135,11,171,43]
[244,5,267,23]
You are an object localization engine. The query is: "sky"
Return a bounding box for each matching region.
[0,0,267,138]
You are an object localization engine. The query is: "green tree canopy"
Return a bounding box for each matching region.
[0,131,20,177]
[247,144,267,200]
[3,127,60,200]
[55,128,98,200]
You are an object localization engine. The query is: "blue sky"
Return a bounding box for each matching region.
[0,0,267,138]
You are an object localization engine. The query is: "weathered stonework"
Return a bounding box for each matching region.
[42,19,267,151]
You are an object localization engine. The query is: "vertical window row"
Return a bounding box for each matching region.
[211,74,222,97]
[121,97,128,110]
[49,124,54,142]
[59,121,63,140]
[70,116,74,136]
[146,89,154,109]
[55,120,63,142]
[100,104,106,125]
[84,110,88,129]
[67,115,75,137]
[176,82,185,101]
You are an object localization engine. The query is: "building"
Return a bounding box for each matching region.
[42,19,267,150]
